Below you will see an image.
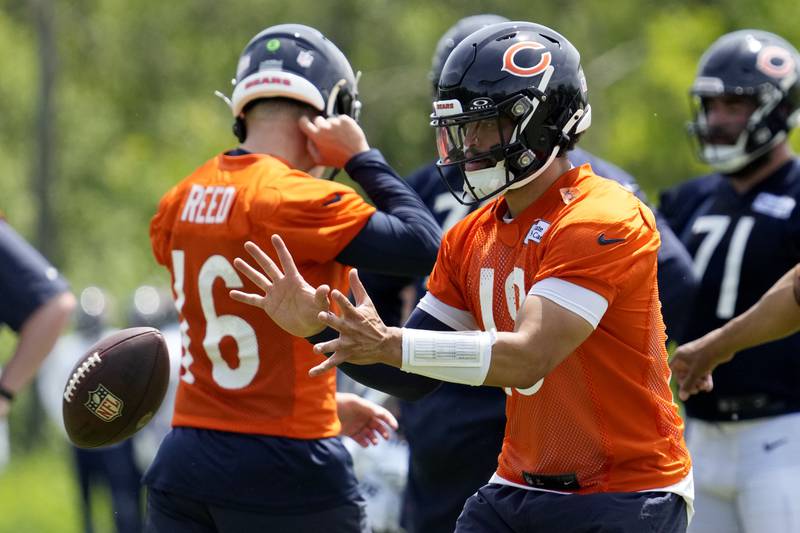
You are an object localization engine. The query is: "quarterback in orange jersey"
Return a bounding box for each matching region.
[143,24,441,533]
[234,22,693,533]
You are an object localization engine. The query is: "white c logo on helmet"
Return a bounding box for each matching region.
[501,41,552,78]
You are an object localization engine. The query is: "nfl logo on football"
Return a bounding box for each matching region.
[84,384,124,422]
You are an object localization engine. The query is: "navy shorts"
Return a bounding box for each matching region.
[145,487,369,533]
[455,483,687,533]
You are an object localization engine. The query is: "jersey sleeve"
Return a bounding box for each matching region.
[425,224,470,313]
[150,184,186,267]
[0,221,70,332]
[253,175,376,265]
[533,208,659,308]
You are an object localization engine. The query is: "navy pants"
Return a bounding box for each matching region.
[74,441,142,533]
[145,487,368,533]
[456,484,687,533]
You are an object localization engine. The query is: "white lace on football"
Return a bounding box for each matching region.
[63,353,102,403]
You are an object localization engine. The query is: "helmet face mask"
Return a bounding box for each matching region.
[688,30,800,175]
[433,94,549,203]
[431,22,591,205]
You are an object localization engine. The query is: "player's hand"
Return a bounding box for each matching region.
[0,398,9,419]
[669,329,734,401]
[230,235,331,338]
[309,269,402,377]
[299,115,369,169]
[336,392,398,447]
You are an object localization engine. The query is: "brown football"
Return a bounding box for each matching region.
[62,327,170,448]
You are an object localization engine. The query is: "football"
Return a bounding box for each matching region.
[62,327,170,448]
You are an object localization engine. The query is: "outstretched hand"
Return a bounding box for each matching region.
[230,235,331,338]
[669,329,733,401]
[308,269,402,377]
[336,392,398,447]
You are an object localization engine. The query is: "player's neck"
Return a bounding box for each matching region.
[503,157,572,218]
[726,144,793,194]
[239,122,315,172]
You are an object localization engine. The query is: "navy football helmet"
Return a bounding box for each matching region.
[218,24,361,141]
[431,21,591,205]
[429,14,510,94]
[688,30,800,174]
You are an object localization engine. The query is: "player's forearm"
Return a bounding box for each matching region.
[484,296,594,388]
[340,149,441,275]
[0,291,75,394]
[482,331,550,388]
[397,296,592,388]
[397,328,548,389]
[716,265,800,354]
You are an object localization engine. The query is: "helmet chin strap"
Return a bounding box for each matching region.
[501,105,588,193]
[463,145,561,201]
[326,72,362,119]
[326,79,346,116]
[506,145,561,191]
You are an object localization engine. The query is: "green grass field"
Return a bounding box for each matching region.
[0,426,119,533]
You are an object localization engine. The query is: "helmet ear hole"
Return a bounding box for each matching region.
[509,98,532,117]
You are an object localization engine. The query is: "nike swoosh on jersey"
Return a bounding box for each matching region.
[322,193,342,206]
[597,233,625,245]
[763,438,788,452]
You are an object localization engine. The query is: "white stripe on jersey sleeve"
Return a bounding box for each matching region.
[417,292,480,331]
[528,278,608,329]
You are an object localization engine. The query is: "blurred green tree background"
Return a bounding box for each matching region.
[1,0,799,530]
[1,0,799,301]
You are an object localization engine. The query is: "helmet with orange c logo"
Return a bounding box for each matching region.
[430,21,590,205]
[688,29,800,175]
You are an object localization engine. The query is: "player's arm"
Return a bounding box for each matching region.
[230,236,443,400]
[310,270,594,390]
[336,150,442,276]
[310,307,445,400]
[0,222,76,416]
[0,292,76,403]
[299,115,441,277]
[670,263,800,400]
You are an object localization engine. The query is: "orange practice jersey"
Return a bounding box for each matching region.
[150,153,375,439]
[426,165,691,493]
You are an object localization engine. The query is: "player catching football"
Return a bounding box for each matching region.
[145,24,440,533]
[233,21,693,533]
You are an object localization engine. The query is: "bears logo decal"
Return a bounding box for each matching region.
[756,45,795,79]
[501,41,552,78]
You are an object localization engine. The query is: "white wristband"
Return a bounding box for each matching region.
[400,328,496,386]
